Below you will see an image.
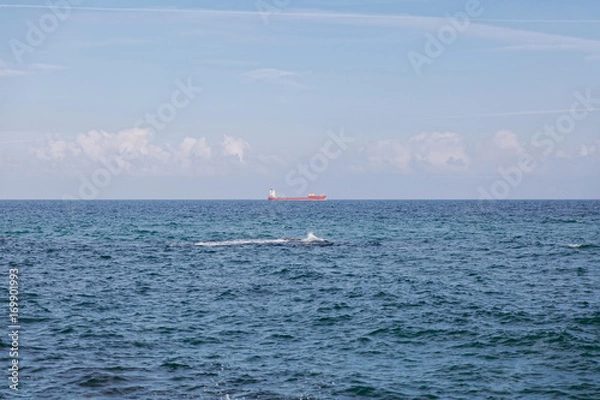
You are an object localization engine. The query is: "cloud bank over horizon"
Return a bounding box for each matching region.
[18,125,599,177]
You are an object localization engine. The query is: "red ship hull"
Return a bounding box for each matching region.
[268,195,326,201]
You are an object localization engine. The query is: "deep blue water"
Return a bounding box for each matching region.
[1,200,599,399]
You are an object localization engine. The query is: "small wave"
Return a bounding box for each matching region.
[303,231,326,243]
[195,238,288,247]
[567,243,598,249]
[195,232,328,247]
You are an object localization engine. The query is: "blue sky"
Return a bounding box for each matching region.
[1,0,599,199]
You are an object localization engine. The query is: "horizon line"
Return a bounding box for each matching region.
[0,198,598,201]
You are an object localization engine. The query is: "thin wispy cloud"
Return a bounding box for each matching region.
[292,11,600,55]
[72,38,158,49]
[4,4,599,55]
[3,4,600,23]
[434,108,600,120]
[241,68,305,88]
[0,59,68,77]
[468,24,600,54]
[202,59,258,67]
[0,59,27,77]
[30,63,68,71]
[0,68,27,77]
[0,4,259,16]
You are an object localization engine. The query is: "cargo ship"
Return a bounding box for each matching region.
[268,189,326,201]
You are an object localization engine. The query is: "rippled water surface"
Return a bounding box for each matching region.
[1,200,599,399]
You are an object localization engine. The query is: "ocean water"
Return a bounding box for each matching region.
[1,200,599,399]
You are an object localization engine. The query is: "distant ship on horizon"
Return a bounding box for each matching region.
[268,189,326,201]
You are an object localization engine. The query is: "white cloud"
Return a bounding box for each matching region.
[361,130,589,174]
[579,142,600,157]
[28,127,600,180]
[33,130,264,174]
[75,130,107,161]
[179,137,211,160]
[492,130,524,153]
[364,138,412,173]
[74,128,170,163]
[473,129,527,165]
[409,132,470,170]
[363,131,470,173]
[33,135,80,160]
[555,149,570,159]
[221,135,250,163]
[33,129,218,174]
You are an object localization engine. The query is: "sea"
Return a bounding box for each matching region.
[0,200,599,399]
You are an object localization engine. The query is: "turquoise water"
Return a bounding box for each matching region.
[1,200,599,399]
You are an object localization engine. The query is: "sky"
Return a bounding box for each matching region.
[0,0,599,199]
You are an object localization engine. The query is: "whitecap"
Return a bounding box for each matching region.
[195,238,289,247]
[195,232,328,247]
[302,232,326,243]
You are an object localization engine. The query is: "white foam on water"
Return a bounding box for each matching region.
[567,243,582,248]
[302,232,326,243]
[195,232,327,247]
[195,238,289,247]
